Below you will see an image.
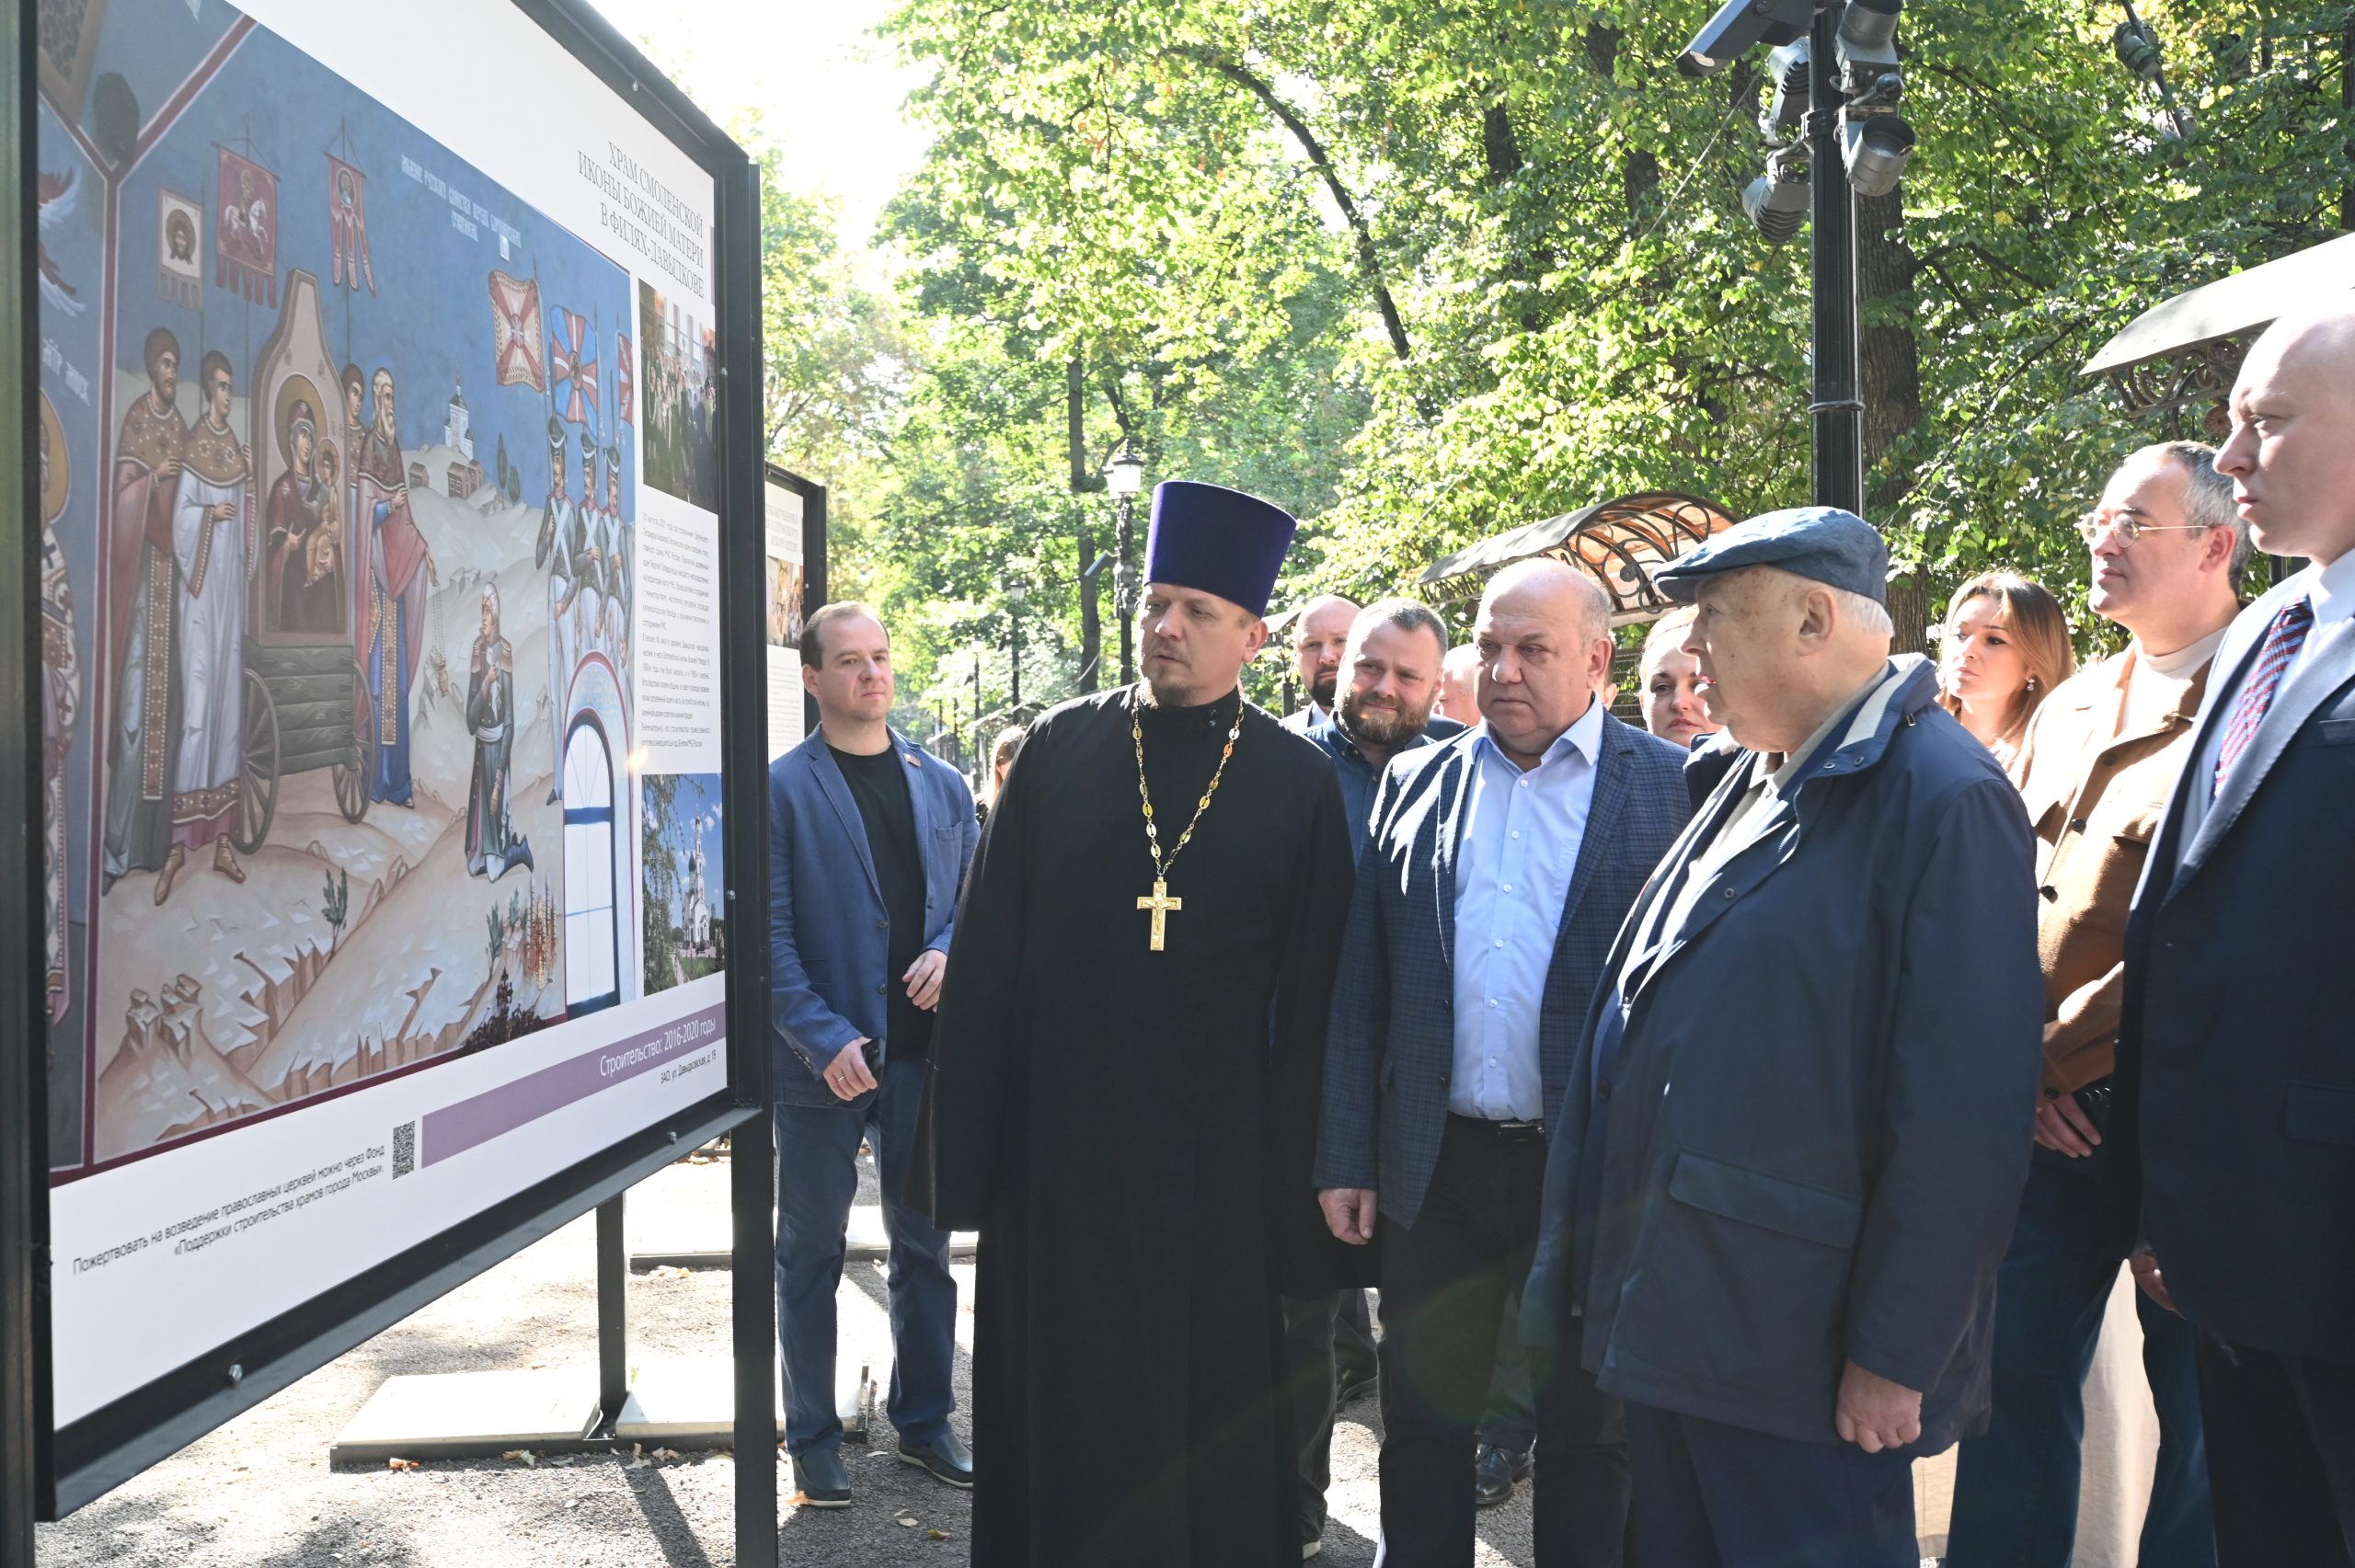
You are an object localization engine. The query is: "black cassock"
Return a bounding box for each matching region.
[913,684,1363,1566]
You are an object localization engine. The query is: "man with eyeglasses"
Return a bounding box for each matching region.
[1946,442,2246,1568]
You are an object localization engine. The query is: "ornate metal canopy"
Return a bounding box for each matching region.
[2082,232,2355,432]
[1415,491,1737,627]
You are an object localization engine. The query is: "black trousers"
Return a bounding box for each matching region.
[2196,1334,2355,1567]
[1377,1116,1629,1568]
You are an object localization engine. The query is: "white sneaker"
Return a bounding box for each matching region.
[1302,1541,1323,1561]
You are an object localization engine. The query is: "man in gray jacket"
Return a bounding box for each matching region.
[1522,508,2045,1568]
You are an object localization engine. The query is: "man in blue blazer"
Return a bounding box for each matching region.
[1315,559,1690,1568]
[2115,303,2355,1565]
[769,602,978,1508]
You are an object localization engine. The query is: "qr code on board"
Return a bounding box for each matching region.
[393,1120,417,1179]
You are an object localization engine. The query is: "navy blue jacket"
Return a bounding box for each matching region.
[1524,657,2044,1452]
[767,727,978,1109]
[1303,715,1442,863]
[1314,714,1690,1230]
[2114,576,2355,1365]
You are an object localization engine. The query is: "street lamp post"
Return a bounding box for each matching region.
[1104,441,1146,685]
[1008,581,1027,710]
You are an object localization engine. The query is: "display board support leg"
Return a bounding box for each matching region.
[732,1116,778,1566]
[596,1197,627,1426]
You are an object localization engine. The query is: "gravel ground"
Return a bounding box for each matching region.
[31,1151,1543,1567]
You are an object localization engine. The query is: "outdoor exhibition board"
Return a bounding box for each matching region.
[9,0,770,1522]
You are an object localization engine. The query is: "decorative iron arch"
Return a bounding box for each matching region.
[1415,491,1737,627]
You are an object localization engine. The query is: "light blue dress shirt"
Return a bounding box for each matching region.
[1449,699,1606,1120]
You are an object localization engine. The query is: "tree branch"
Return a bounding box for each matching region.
[1170,45,1412,361]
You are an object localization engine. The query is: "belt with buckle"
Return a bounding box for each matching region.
[1453,1114,1546,1142]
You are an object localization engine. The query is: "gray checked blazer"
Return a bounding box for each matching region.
[1312,713,1691,1230]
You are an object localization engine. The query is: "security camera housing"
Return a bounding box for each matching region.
[1677,0,1817,77]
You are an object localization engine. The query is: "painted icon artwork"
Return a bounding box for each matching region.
[37,1,653,1173]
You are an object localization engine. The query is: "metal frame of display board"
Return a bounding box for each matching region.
[0,2,776,1562]
[764,464,830,743]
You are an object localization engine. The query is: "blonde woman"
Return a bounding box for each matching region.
[1937,571,2075,768]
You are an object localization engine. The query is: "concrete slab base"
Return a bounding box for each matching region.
[611,1357,873,1451]
[327,1368,602,1466]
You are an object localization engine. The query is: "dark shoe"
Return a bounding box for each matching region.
[791,1445,851,1508]
[1474,1442,1531,1508]
[898,1430,974,1490]
[1335,1358,1378,1411]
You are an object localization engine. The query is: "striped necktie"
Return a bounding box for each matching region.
[2212,595,2314,798]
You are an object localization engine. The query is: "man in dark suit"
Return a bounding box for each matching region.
[1290,597,1451,1556]
[1315,559,1690,1567]
[769,602,978,1508]
[2116,302,2355,1566]
[1522,509,2046,1568]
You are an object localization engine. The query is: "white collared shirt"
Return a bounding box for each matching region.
[1448,699,1608,1120]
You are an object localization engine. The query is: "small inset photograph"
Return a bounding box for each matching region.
[641,772,725,994]
[637,279,719,511]
[766,554,805,648]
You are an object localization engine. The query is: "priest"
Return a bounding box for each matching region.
[915,481,1362,1565]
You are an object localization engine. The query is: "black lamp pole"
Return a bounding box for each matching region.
[1115,490,1137,685]
[1808,3,1865,514]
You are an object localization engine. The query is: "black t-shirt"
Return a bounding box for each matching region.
[830,744,935,1059]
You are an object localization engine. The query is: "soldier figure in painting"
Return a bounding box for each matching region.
[162,349,254,894]
[101,327,190,898]
[600,441,629,665]
[353,364,436,806]
[465,582,533,882]
[537,416,575,803]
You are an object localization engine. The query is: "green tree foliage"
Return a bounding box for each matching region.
[867,0,2353,682]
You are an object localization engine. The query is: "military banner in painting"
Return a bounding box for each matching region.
[32,0,731,1435]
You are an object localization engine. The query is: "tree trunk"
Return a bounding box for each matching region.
[1077,527,1102,693]
[1857,184,1928,653]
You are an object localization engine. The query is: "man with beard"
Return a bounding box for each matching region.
[1287,598,1450,1555]
[101,327,189,895]
[1281,593,1359,732]
[915,480,1360,1566]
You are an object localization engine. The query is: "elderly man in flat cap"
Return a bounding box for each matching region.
[1521,508,2047,1568]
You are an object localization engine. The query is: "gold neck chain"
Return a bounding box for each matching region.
[1132,692,1245,886]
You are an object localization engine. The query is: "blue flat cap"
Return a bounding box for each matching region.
[1143,480,1298,618]
[1652,506,1890,605]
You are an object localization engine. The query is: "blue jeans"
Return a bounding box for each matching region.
[1947,1140,2215,1567]
[775,1054,956,1459]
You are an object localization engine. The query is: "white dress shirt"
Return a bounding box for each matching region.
[1448,699,1606,1120]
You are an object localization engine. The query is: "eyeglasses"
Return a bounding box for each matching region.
[2075,512,2214,545]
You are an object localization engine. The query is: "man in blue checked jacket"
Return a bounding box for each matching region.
[1315,559,1689,1568]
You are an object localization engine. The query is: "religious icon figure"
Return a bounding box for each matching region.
[351,365,436,806]
[266,399,343,634]
[39,393,79,1021]
[464,584,533,882]
[101,327,191,898]
[160,349,255,895]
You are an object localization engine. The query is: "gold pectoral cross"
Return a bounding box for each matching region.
[1137,878,1183,952]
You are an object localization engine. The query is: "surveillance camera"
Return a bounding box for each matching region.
[1841,108,1914,196]
[1758,39,1811,139]
[1833,0,1901,97]
[1677,0,1816,78]
[1741,143,1812,243]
